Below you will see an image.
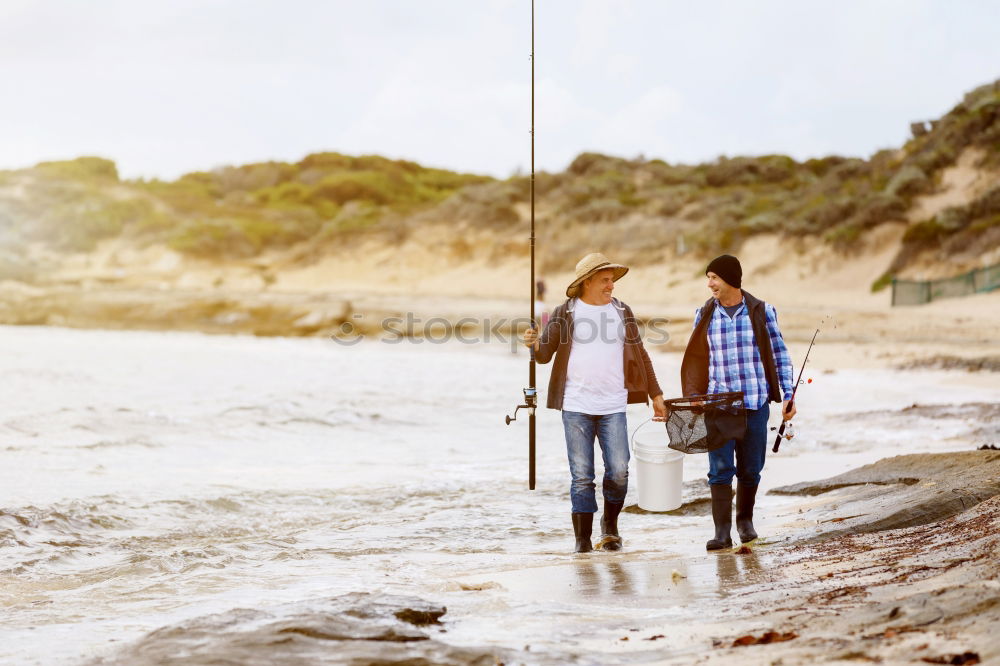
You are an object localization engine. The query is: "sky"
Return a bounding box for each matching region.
[1,0,999,180]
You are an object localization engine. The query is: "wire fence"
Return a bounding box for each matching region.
[892,262,1000,306]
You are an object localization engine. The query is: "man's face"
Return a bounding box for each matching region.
[582,269,615,304]
[707,271,737,301]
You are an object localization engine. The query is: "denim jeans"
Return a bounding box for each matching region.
[707,403,770,486]
[561,410,629,513]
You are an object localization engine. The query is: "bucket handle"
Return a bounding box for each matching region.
[629,417,654,457]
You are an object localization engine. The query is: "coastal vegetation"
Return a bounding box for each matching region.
[0,80,997,277]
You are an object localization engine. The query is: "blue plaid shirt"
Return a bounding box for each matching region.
[693,299,794,409]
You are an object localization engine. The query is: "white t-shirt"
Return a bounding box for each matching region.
[562,299,627,415]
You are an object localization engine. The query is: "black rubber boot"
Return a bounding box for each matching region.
[736,483,759,543]
[597,500,624,551]
[706,484,733,551]
[572,513,594,553]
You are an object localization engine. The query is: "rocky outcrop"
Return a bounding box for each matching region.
[771,450,1000,541]
[87,592,512,666]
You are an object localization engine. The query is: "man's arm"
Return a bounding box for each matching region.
[625,304,666,418]
[638,342,667,419]
[765,304,796,416]
[525,312,562,364]
[637,343,662,400]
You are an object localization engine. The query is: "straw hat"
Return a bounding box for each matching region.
[565,253,629,298]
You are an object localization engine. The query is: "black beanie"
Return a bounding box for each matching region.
[706,254,742,288]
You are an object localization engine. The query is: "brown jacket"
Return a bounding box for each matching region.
[535,297,662,410]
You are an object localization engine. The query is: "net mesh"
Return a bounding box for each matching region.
[663,392,746,454]
[892,262,1000,306]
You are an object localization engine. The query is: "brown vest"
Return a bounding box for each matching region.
[680,290,782,403]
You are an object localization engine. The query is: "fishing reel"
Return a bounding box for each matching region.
[770,422,795,440]
[505,387,537,424]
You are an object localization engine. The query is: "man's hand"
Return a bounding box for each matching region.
[652,394,667,421]
[782,400,797,421]
[522,326,540,351]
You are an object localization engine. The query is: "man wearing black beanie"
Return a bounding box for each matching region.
[680,254,796,550]
[705,254,742,289]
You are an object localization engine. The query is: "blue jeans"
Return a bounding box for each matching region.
[708,404,770,487]
[561,411,629,513]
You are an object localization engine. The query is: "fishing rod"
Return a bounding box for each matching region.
[772,328,818,453]
[505,0,537,490]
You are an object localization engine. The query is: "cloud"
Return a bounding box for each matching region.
[597,86,683,146]
[338,40,527,175]
[0,1,999,178]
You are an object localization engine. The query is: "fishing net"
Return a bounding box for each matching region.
[663,392,746,454]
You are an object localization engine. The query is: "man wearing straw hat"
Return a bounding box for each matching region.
[681,254,795,551]
[524,253,666,553]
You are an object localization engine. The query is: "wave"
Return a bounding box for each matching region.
[79,436,162,450]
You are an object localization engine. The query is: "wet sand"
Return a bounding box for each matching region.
[456,453,1000,664]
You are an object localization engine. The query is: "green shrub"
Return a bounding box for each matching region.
[100,198,171,234]
[567,152,629,176]
[35,157,119,182]
[970,213,1000,232]
[903,218,947,243]
[803,156,848,177]
[584,169,631,198]
[826,159,870,183]
[411,168,491,199]
[801,195,857,230]
[311,202,384,241]
[870,272,893,292]
[618,190,646,207]
[439,182,520,227]
[824,223,863,246]
[968,185,1000,219]
[571,198,629,224]
[651,193,686,216]
[169,219,253,256]
[297,152,354,171]
[33,195,169,251]
[307,170,401,205]
[703,155,798,188]
[738,212,782,234]
[885,165,929,198]
[256,181,311,206]
[741,194,779,218]
[531,171,568,197]
[847,193,907,229]
[167,210,322,257]
[215,162,296,194]
[646,161,700,186]
[912,145,958,174]
[331,201,381,232]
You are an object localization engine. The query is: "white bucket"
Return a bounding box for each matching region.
[632,428,684,511]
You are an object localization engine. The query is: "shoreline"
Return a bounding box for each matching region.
[1,281,998,368]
